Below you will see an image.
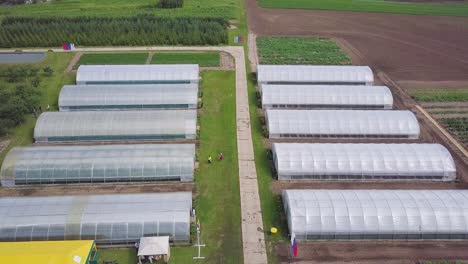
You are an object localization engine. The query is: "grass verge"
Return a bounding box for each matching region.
[258,0,468,17]
[151,52,220,67]
[0,52,75,165]
[410,88,468,102]
[257,37,351,65]
[74,53,148,69]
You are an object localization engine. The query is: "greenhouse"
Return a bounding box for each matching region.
[266,110,420,139]
[34,110,197,142]
[257,65,374,86]
[0,192,192,244]
[262,85,393,109]
[0,144,196,186]
[76,65,199,85]
[283,189,468,240]
[58,84,199,111]
[273,143,456,181]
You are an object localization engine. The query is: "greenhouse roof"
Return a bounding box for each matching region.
[76,64,199,83]
[0,144,196,186]
[34,110,197,140]
[283,189,468,240]
[266,110,420,138]
[262,85,393,108]
[59,84,198,109]
[0,192,192,243]
[273,143,456,181]
[257,65,373,83]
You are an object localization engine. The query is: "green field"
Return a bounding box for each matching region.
[410,88,468,102]
[257,37,351,65]
[74,53,148,69]
[258,0,468,17]
[0,0,237,18]
[440,117,468,145]
[99,248,138,264]
[152,52,220,67]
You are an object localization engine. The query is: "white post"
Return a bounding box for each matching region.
[193,218,205,259]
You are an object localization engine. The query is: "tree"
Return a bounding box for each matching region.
[43,66,54,76]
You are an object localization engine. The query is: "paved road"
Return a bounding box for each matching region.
[2,46,268,263]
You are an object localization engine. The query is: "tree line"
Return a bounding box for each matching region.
[0,65,53,136]
[0,16,229,47]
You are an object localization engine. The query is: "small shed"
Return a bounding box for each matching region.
[138,236,170,263]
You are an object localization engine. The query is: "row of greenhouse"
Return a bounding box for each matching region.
[0,65,201,244]
[258,65,466,241]
[258,65,421,139]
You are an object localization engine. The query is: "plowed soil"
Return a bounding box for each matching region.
[247,0,468,87]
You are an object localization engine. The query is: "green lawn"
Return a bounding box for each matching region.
[74,53,148,69]
[99,248,138,264]
[0,0,237,19]
[0,52,75,165]
[257,37,351,65]
[410,88,468,102]
[258,0,468,17]
[152,52,220,67]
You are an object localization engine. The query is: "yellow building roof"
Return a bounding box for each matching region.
[0,240,95,264]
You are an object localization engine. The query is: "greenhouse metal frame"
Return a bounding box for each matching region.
[34,110,197,142]
[266,110,420,139]
[76,65,199,85]
[262,85,393,110]
[0,192,192,244]
[273,143,456,181]
[283,189,468,240]
[0,144,196,187]
[58,84,199,111]
[257,65,374,86]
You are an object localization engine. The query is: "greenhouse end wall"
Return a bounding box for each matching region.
[0,192,192,244]
[283,189,468,241]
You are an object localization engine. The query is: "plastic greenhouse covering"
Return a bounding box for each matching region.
[257,65,374,85]
[34,110,197,142]
[266,110,420,139]
[0,144,196,186]
[273,143,456,181]
[262,85,393,109]
[76,65,199,85]
[283,189,468,240]
[0,192,192,244]
[59,84,199,111]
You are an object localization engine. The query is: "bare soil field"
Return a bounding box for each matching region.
[247,0,468,87]
[276,241,468,263]
[0,183,195,197]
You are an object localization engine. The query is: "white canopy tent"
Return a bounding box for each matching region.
[138,236,170,263]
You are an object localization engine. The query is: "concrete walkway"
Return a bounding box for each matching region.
[4,46,268,263]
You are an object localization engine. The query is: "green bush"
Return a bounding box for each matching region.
[157,0,183,8]
[0,15,228,47]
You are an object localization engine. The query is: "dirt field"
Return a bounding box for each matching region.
[0,182,195,197]
[247,0,468,87]
[276,241,468,263]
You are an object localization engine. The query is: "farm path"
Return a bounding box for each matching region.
[2,46,267,264]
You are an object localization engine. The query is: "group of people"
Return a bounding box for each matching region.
[208,152,224,164]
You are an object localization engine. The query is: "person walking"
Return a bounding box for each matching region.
[219,152,224,161]
[208,155,212,164]
[46,104,50,111]
[32,108,37,119]
[38,106,42,113]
